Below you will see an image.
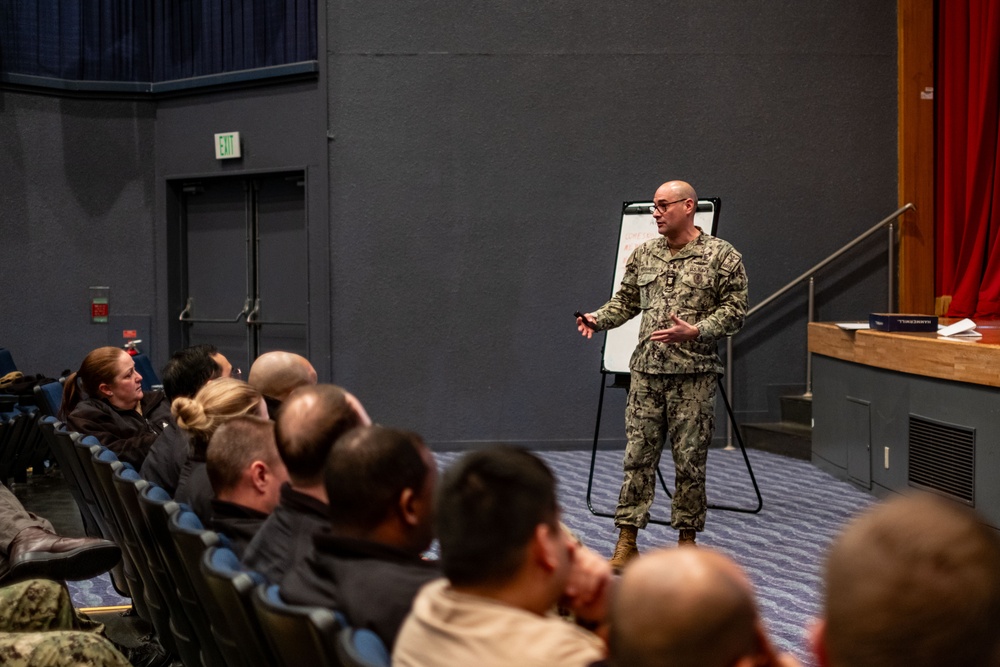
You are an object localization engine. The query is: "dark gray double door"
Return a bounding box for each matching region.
[172,172,307,375]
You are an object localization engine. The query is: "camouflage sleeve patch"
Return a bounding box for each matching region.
[719,249,742,276]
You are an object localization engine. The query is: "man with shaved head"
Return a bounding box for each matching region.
[281,425,440,650]
[812,493,1000,667]
[577,180,748,563]
[606,548,798,667]
[241,383,370,581]
[247,350,318,416]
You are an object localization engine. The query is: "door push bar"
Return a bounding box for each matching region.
[180,296,307,327]
[178,297,252,324]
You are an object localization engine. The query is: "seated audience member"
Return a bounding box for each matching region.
[205,417,288,557]
[0,630,130,667]
[205,348,234,379]
[604,548,799,667]
[0,578,167,666]
[393,446,611,667]
[141,344,226,494]
[0,482,119,584]
[61,346,173,467]
[164,344,233,398]
[247,351,318,416]
[280,425,439,649]
[172,378,267,521]
[243,384,370,582]
[812,493,1000,667]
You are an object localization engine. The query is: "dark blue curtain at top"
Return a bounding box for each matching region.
[0,0,150,81]
[152,0,316,81]
[0,0,316,85]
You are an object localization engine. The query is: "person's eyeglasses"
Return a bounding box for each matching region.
[648,198,689,214]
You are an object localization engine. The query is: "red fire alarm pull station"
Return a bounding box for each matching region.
[90,286,110,324]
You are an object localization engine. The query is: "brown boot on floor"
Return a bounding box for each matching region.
[609,525,639,572]
[677,528,697,546]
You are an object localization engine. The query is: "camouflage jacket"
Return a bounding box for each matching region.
[592,230,748,375]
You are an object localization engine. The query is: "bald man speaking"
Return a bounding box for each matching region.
[577,181,747,565]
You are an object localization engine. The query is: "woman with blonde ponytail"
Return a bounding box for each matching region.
[61,346,173,467]
[172,378,267,520]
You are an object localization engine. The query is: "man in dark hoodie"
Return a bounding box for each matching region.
[279,425,439,650]
[205,416,288,556]
[242,384,370,582]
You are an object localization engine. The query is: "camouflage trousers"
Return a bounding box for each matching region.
[0,579,128,667]
[615,371,716,531]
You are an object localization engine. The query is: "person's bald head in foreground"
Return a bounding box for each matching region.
[609,547,798,667]
[814,493,1000,667]
[248,351,318,406]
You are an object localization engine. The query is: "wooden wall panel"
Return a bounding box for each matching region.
[897,0,936,313]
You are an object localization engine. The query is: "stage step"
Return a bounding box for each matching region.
[780,393,812,427]
[739,393,812,460]
[739,421,812,460]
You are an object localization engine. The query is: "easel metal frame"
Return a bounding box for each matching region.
[585,370,763,525]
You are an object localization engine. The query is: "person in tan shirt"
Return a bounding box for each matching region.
[393,446,611,667]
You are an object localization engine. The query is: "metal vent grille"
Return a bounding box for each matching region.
[908,415,975,505]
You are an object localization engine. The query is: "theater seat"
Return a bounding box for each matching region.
[167,509,230,667]
[121,478,200,667]
[33,381,63,418]
[37,417,101,537]
[138,484,225,667]
[110,466,179,661]
[252,583,341,667]
[201,546,275,667]
[336,626,390,667]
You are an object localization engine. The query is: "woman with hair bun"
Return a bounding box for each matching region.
[173,377,267,521]
[60,346,173,467]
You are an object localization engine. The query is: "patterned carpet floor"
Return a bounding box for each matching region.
[69,446,873,666]
[433,447,874,666]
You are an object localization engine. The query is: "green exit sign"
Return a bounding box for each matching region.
[214,132,242,159]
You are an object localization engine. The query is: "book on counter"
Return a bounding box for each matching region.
[868,313,939,332]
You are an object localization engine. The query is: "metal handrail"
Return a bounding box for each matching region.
[746,203,914,317]
[723,202,915,447]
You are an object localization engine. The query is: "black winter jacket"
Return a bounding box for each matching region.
[67,391,173,467]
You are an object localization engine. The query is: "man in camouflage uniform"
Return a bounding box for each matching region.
[0,578,129,666]
[577,180,747,567]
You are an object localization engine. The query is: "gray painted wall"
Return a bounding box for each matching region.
[0,1,897,451]
[326,1,897,447]
[0,92,157,372]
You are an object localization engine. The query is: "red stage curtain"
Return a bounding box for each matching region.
[936,0,1000,317]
